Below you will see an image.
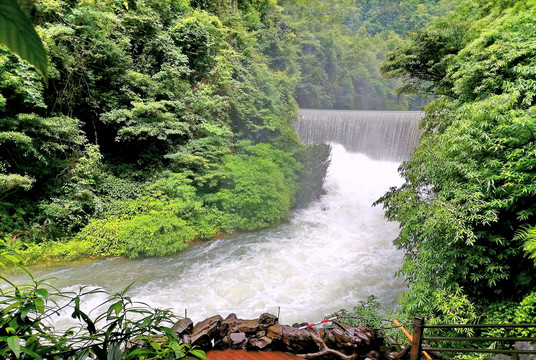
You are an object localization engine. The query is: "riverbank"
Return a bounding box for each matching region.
[4,145,406,328]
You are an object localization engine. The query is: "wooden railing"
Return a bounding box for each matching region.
[409,316,536,360]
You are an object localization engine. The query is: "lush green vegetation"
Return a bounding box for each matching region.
[378,0,536,331]
[0,254,207,359]
[0,0,469,262]
[5,0,536,356]
[280,0,459,110]
[0,0,308,261]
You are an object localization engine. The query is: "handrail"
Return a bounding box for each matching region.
[423,323,536,329]
[392,320,432,360]
[409,316,536,360]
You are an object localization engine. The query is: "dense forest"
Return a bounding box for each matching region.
[379,0,536,332]
[2,0,536,358]
[281,0,456,110]
[0,0,458,262]
[1,0,309,261]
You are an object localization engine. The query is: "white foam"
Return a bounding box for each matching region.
[9,145,406,326]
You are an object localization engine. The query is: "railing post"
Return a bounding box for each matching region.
[410,316,425,360]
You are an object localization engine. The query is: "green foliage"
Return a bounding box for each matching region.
[0,0,307,255]
[381,5,479,96]
[0,271,207,359]
[0,0,48,82]
[281,0,463,110]
[378,0,536,319]
[517,225,536,264]
[170,11,228,80]
[0,174,34,195]
[335,295,383,330]
[74,173,222,258]
[207,141,301,230]
[0,49,46,115]
[294,143,331,208]
[476,292,536,349]
[0,113,88,239]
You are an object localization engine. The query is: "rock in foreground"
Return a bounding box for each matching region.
[173,313,391,360]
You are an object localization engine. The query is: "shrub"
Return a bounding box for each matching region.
[207,141,301,230]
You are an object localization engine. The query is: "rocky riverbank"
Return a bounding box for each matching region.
[171,313,396,360]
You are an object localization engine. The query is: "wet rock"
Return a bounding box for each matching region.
[267,324,284,340]
[515,342,536,360]
[222,313,238,329]
[186,313,383,359]
[230,332,247,344]
[259,313,278,329]
[485,354,511,360]
[234,319,261,334]
[249,336,273,350]
[190,315,223,348]
[279,326,319,353]
[172,318,193,336]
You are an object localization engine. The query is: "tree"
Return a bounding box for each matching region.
[377,0,536,319]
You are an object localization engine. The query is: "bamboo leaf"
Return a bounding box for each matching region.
[107,342,121,360]
[0,0,48,83]
[7,336,20,359]
[21,347,43,360]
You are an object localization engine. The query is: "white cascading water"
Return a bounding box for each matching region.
[297,109,423,161]
[8,110,423,327]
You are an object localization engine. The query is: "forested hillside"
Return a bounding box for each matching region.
[0,0,462,262]
[281,0,458,110]
[1,0,306,260]
[379,0,536,328]
[3,0,536,358]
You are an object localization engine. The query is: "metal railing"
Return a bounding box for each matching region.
[409,316,536,360]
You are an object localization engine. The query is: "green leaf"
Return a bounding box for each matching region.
[21,347,43,360]
[107,300,123,317]
[0,0,48,83]
[189,349,207,359]
[150,341,161,351]
[7,336,21,359]
[34,297,45,313]
[74,348,90,360]
[123,347,151,359]
[35,288,49,299]
[107,342,121,360]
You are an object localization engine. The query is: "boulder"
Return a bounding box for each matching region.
[230,332,247,345]
[259,313,278,329]
[190,315,224,348]
[234,319,262,333]
[249,336,273,350]
[172,318,193,336]
[485,354,511,360]
[515,342,536,360]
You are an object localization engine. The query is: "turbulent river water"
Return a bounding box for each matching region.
[10,110,423,327]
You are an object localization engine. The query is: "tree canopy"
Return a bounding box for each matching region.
[0,0,306,260]
[378,0,536,324]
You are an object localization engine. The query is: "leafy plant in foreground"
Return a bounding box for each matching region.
[0,282,207,359]
[0,253,206,359]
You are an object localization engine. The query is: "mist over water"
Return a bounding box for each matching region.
[9,110,422,326]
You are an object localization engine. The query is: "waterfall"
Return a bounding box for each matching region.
[296,109,424,161]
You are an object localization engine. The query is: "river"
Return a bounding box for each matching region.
[9,110,422,327]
